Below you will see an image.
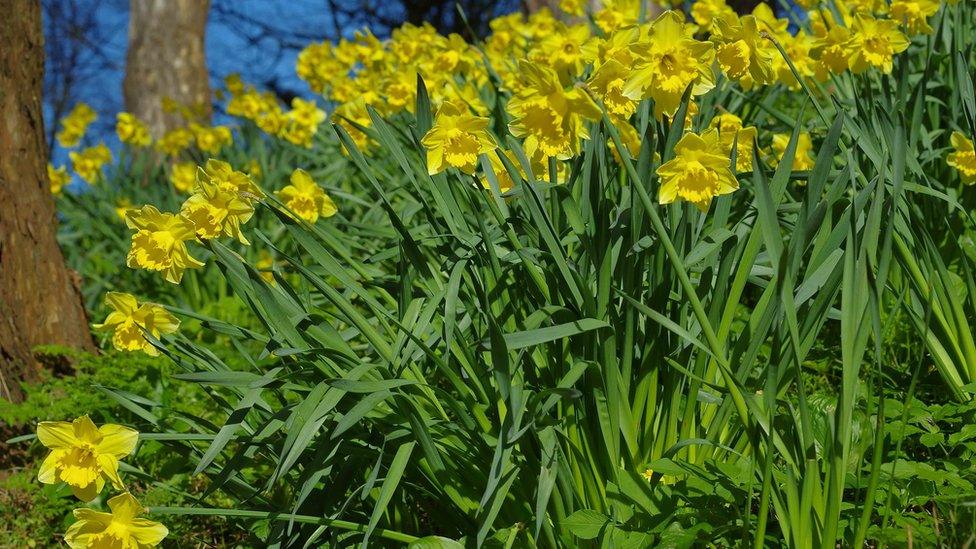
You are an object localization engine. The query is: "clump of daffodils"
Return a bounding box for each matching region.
[124,160,267,283]
[116,112,152,147]
[36,416,168,547]
[48,163,71,194]
[57,103,97,148]
[69,143,113,184]
[224,77,326,148]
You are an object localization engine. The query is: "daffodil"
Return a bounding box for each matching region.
[771,132,816,171]
[711,13,776,86]
[199,159,263,199]
[70,144,113,184]
[125,205,204,284]
[657,129,739,211]
[587,59,638,119]
[170,161,196,193]
[811,26,851,81]
[691,0,736,32]
[93,292,179,356]
[279,98,326,147]
[180,173,257,244]
[155,127,194,156]
[560,0,586,16]
[65,492,168,549]
[189,123,233,154]
[947,131,976,184]
[508,61,599,160]
[889,0,941,35]
[423,101,496,175]
[116,113,152,147]
[37,415,138,501]
[845,15,910,74]
[256,250,276,284]
[57,103,97,148]
[709,113,758,172]
[624,12,716,118]
[49,163,71,194]
[274,168,338,223]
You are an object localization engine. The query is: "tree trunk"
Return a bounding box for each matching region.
[123,0,211,138]
[0,0,96,402]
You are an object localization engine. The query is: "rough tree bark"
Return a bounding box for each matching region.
[123,0,212,137]
[0,0,96,402]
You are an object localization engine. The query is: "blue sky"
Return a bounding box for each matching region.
[43,0,338,169]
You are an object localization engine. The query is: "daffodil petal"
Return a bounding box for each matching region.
[37,421,79,449]
[96,424,139,458]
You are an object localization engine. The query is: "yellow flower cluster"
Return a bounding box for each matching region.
[285,0,929,209]
[125,160,262,283]
[69,143,113,184]
[225,75,326,147]
[116,112,152,147]
[36,415,167,547]
[48,163,71,195]
[57,103,97,148]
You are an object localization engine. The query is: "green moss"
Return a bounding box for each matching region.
[0,347,249,546]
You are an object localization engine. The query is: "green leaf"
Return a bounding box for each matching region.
[499,318,610,350]
[562,509,610,540]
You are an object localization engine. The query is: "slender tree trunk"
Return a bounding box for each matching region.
[123,0,211,137]
[0,0,95,402]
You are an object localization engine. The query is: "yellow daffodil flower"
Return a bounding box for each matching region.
[771,132,816,171]
[49,163,71,195]
[624,12,716,118]
[275,168,338,223]
[180,176,257,244]
[155,127,194,156]
[170,161,197,193]
[889,0,941,35]
[57,103,97,148]
[845,15,910,74]
[37,415,137,501]
[69,144,113,184]
[65,492,168,548]
[709,113,758,172]
[116,113,152,147]
[189,123,233,154]
[125,205,204,284]
[657,129,739,211]
[947,131,976,184]
[93,292,179,356]
[508,61,599,160]
[423,101,496,175]
[711,13,776,87]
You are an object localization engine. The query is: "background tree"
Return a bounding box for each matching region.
[123,0,212,137]
[0,0,95,402]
